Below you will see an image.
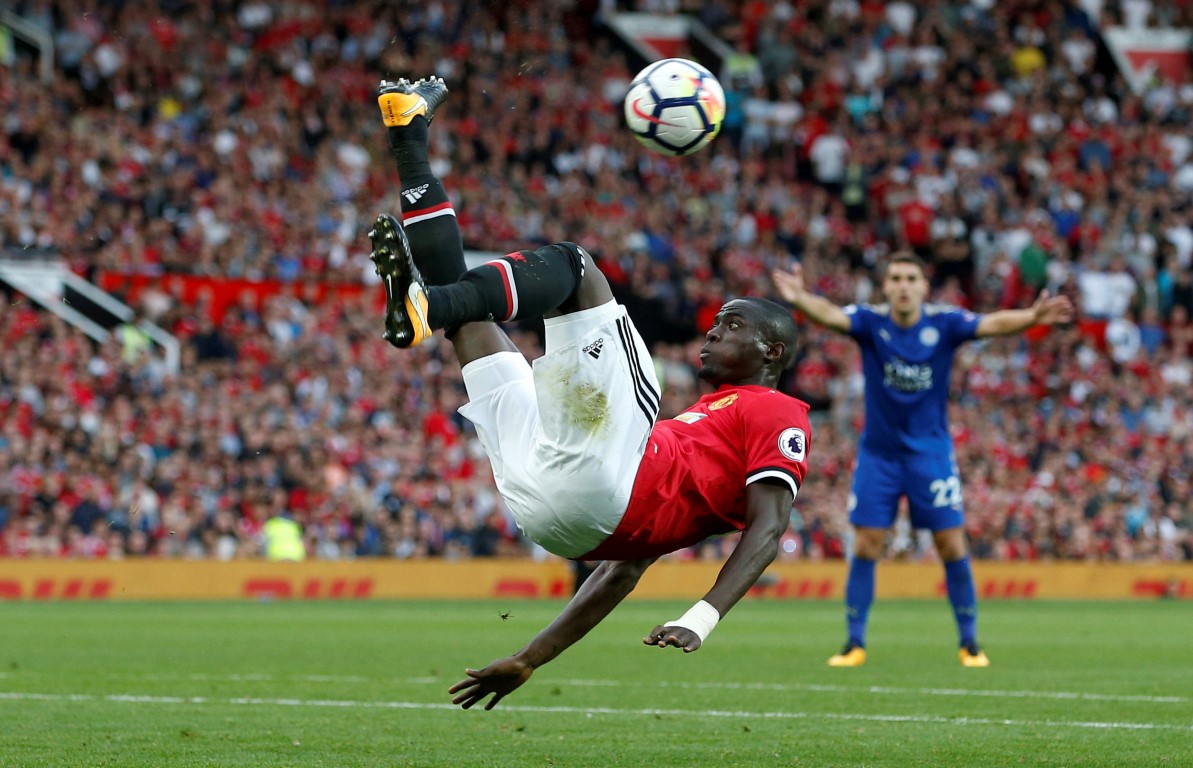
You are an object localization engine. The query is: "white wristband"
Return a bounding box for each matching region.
[667,599,720,642]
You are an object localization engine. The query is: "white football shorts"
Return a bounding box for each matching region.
[458,300,661,558]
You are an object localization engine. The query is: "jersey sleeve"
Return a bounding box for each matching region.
[941,305,981,346]
[739,395,811,500]
[844,304,872,344]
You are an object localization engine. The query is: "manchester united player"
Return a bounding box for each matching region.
[373,77,811,710]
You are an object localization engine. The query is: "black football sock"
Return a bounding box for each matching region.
[387,118,429,170]
[389,118,466,286]
[425,243,586,330]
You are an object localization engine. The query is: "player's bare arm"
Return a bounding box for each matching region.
[645,481,792,653]
[449,557,655,710]
[771,265,852,333]
[975,290,1074,338]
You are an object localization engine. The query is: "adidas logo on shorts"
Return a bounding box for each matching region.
[403,183,430,204]
[583,338,604,359]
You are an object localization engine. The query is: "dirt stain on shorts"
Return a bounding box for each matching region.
[570,382,610,434]
[542,362,611,437]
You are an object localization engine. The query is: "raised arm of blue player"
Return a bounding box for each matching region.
[772,265,852,333]
[976,289,1074,338]
[644,480,793,653]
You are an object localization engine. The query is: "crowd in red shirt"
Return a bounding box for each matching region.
[1,0,1191,562]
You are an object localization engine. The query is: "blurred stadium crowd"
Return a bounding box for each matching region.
[1,0,1191,563]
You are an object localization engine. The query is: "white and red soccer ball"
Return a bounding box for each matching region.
[623,58,726,157]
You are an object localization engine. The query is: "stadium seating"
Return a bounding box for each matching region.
[0,0,1189,563]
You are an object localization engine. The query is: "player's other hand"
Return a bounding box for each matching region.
[448,656,534,710]
[1032,290,1075,326]
[643,624,703,653]
[771,264,806,303]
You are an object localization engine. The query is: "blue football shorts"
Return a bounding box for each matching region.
[847,449,965,531]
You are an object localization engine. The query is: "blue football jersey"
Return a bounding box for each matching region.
[845,303,980,456]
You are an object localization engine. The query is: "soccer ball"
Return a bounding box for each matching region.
[623,58,726,157]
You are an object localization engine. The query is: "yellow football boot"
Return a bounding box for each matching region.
[959,645,991,668]
[377,76,449,128]
[368,213,432,348]
[827,644,867,667]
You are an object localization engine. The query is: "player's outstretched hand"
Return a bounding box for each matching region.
[1032,290,1075,326]
[449,656,534,710]
[643,624,703,653]
[771,264,806,304]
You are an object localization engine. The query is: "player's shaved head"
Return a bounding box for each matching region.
[702,298,799,388]
[734,297,799,371]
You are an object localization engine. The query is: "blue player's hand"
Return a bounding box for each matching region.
[772,264,806,303]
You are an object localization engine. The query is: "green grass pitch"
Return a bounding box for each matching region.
[1,598,1189,767]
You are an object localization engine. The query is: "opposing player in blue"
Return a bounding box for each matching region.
[773,253,1072,667]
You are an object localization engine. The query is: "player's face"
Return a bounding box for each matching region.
[699,301,768,385]
[882,262,928,313]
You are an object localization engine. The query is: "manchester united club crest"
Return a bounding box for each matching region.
[708,393,739,411]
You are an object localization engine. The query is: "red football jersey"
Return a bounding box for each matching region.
[581,384,812,560]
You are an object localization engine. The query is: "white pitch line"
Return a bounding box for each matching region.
[14,671,1184,705]
[188,673,371,684]
[136,673,378,684]
[553,677,1188,705]
[0,691,1189,732]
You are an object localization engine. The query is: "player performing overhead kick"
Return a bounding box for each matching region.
[371,76,812,709]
